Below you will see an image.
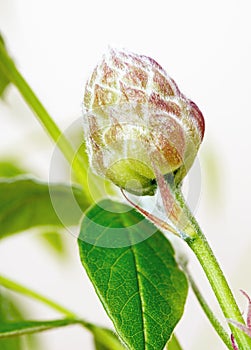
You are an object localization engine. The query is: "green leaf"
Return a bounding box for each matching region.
[0,319,78,339]
[0,34,11,98]
[0,177,91,238]
[0,161,26,178]
[0,161,69,256]
[78,199,188,350]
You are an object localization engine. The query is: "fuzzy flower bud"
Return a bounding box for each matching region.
[83,48,204,195]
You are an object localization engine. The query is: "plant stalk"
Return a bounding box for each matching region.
[186,233,251,350]
[0,41,91,202]
[183,264,233,349]
[176,189,251,350]
[156,175,251,349]
[0,274,76,318]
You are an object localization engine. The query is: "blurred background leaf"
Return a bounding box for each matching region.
[0,160,26,178]
[0,159,68,259]
[0,177,91,239]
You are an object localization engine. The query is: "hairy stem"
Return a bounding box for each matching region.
[0,40,91,202]
[155,174,251,350]
[175,189,251,350]
[186,233,250,349]
[183,264,233,349]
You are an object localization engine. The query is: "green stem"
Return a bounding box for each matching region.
[183,264,233,349]
[175,189,251,350]
[0,274,76,318]
[187,234,251,349]
[156,175,250,349]
[0,275,125,349]
[0,41,91,202]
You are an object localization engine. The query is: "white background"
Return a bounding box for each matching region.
[1,0,251,349]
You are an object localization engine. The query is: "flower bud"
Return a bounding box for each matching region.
[83,48,204,195]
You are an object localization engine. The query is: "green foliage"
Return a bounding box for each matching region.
[0,177,91,238]
[0,161,26,178]
[0,319,79,339]
[1,21,241,350]
[0,160,68,258]
[78,200,188,350]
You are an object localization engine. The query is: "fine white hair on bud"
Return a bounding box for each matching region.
[83,48,205,196]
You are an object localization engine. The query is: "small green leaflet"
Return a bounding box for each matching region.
[0,177,91,238]
[78,199,188,350]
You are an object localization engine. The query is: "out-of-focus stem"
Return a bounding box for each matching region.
[0,274,125,349]
[0,40,91,203]
[0,274,76,318]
